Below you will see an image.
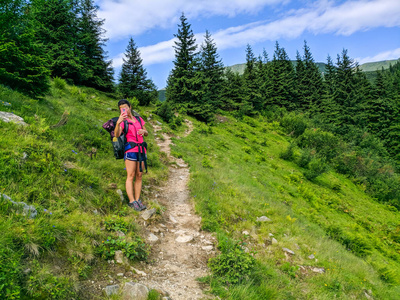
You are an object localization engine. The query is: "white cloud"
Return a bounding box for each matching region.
[96,0,286,40]
[356,48,400,64]
[111,0,400,67]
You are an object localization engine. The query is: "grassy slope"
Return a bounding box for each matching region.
[0,82,169,299]
[172,117,400,299]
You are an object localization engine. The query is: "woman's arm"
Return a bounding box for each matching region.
[138,125,148,137]
[114,114,126,138]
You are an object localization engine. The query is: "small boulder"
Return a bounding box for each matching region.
[116,230,126,237]
[312,267,325,274]
[141,208,157,220]
[256,216,272,222]
[202,245,213,251]
[104,284,119,296]
[0,111,28,126]
[242,230,250,235]
[131,267,147,277]
[271,238,278,245]
[176,235,194,243]
[122,282,149,300]
[282,248,295,255]
[308,254,315,260]
[147,233,159,243]
[114,250,126,265]
[116,189,124,202]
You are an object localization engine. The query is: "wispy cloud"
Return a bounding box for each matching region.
[97,0,286,40]
[111,0,400,67]
[357,48,400,64]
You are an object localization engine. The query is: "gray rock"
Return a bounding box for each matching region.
[114,250,125,264]
[308,254,315,259]
[202,245,213,251]
[271,238,278,245]
[256,216,272,222]
[176,235,194,243]
[104,284,119,296]
[162,298,172,300]
[122,282,149,300]
[0,111,27,126]
[282,248,295,255]
[312,267,325,274]
[169,215,178,223]
[117,273,124,277]
[1,194,37,218]
[116,189,124,202]
[22,152,28,160]
[141,208,157,220]
[268,233,274,237]
[156,121,162,125]
[116,230,126,237]
[147,233,159,243]
[93,209,99,215]
[131,267,147,276]
[242,230,249,235]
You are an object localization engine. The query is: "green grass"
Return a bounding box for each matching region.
[172,115,400,299]
[0,81,169,299]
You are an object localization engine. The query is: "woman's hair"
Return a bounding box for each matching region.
[118,99,131,108]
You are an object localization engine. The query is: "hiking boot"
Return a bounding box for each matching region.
[128,201,141,211]
[137,199,147,210]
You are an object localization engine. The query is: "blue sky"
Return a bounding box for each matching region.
[95,0,400,89]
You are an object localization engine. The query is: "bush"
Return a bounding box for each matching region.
[98,236,149,261]
[104,215,130,233]
[304,157,327,181]
[280,143,296,161]
[297,128,339,162]
[298,148,313,168]
[209,238,256,284]
[281,112,308,137]
[53,77,66,90]
[156,101,174,123]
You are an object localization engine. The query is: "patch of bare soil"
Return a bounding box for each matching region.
[137,120,216,299]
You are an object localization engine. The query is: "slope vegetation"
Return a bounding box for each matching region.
[171,115,400,299]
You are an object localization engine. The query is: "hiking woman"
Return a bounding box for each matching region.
[114,99,148,211]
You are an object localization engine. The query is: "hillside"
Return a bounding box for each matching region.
[0,81,170,299]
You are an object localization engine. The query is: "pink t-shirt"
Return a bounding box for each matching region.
[120,117,146,153]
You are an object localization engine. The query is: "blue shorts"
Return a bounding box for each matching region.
[124,152,147,161]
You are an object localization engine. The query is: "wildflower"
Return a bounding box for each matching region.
[53,225,55,228]
[44,209,47,212]
[64,169,67,172]
[324,284,327,286]
[49,212,52,215]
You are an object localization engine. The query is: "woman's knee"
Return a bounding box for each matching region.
[127,172,135,181]
[135,172,143,180]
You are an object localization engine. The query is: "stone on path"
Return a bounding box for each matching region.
[131,267,147,277]
[122,282,149,300]
[308,254,315,259]
[202,245,213,251]
[0,111,28,126]
[147,233,159,243]
[115,250,127,265]
[282,247,295,255]
[271,238,278,245]
[256,216,272,222]
[104,284,119,296]
[175,235,194,243]
[141,208,157,220]
[169,215,178,224]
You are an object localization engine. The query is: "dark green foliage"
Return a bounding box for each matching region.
[98,236,149,261]
[0,0,50,96]
[243,44,263,113]
[304,157,328,181]
[280,143,296,161]
[118,37,157,105]
[156,100,174,123]
[0,246,22,299]
[280,112,308,137]
[209,237,256,284]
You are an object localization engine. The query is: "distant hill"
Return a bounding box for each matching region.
[225,59,400,75]
[158,88,166,102]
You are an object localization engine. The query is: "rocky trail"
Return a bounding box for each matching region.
[136,120,216,299]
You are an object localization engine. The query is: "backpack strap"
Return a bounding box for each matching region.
[134,116,143,128]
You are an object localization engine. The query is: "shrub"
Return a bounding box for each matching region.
[53,77,66,90]
[298,148,313,168]
[104,215,130,233]
[304,157,327,181]
[127,97,139,109]
[98,236,149,261]
[202,158,213,169]
[297,128,339,162]
[156,101,174,123]
[209,238,256,284]
[0,247,22,299]
[280,143,296,161]
[281,112,308,137]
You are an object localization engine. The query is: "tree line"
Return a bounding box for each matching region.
[164,14,400,165]
[0,0,157,103]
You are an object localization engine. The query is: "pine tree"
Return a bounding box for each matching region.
[221,69,245,112]
[32,0,83,83]
[0,0,50,95]
[76,0,114,92]
[118,37,157,106]
[257,49,273,111]
[243,44,263,113]
[199,30,224,110]
[166,13,198,107]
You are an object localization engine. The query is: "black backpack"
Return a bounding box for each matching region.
[102,116,148,172]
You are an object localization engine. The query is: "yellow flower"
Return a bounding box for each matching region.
[324,284,327,286]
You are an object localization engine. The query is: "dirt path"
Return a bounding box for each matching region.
[137,120,216,300]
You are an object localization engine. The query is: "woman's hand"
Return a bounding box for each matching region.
[116,112,127,125]
[137,129,147,136]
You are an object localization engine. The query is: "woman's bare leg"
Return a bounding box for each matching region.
[134,161,145,201]
[125,160,137,203]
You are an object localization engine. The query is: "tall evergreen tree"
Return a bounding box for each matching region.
[243,44,263,113]
[0,0,50,95]
[166,13,198,106]
[267,42,297,109]
[76,0,114,92]
[199,30,224,109]
[221,69,245,112]
[118,37,157,106]
[32,0,83,83]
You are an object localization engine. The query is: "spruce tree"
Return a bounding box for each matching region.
[221,69,245,112]
[200,30,224,110]
[0,0,50,96]
[32,0,83,83]
[76,0,114,92]
[166,13,198,107]
[118,37,157,106]
[268,42,297,109]
[243,44,263,113]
